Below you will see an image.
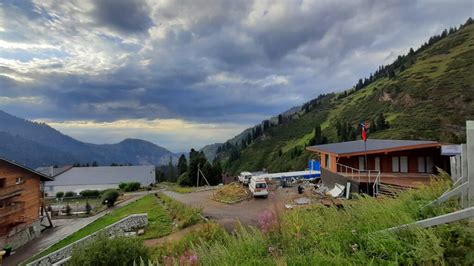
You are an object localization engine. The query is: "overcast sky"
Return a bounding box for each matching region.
[0,0,472,152]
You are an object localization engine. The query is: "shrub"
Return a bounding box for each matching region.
[64,191,76,198]
[101,189,120,207]
[119,182,141,192]
[69,234,149,266]
[177,173,192,187]
[56,192,64,198]
[118,182,127,190]
[125,182,141,192]
[79,190,101,198]
[85,202,92,214]
[65,204,72,216]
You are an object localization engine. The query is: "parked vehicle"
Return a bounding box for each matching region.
[249,177,269,198]
[238,171,253,185]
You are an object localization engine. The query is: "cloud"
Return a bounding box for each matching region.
[34,118,247,152]
[0,0,472,150]
[91,0,153,35]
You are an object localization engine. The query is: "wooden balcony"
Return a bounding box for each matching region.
[0,202,25,218]
[0,181,24,200]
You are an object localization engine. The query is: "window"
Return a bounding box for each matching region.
[0,178,5,188]
[374,157,381,171]
[256,183,267,189]
[392,157,400,172]
[16,177,23,184]
[325,154,330,168]
[359,157,365,170]
[400,156,408,173]
[418,157,426,173]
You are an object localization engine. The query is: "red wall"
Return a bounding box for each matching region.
[336,147,448,173]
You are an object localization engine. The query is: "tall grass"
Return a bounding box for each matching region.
[193,178,473,265]
[158,193,202,228]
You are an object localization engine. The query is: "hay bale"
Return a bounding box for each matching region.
[211,182,250,203]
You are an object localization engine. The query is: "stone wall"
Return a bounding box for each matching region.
[27,213,148,266]
[0,220,42,250]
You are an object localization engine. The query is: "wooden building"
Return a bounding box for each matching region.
[306,139,450,191]
[0,158,53,248]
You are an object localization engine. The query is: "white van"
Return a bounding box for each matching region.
[238,171,253,185]
[249,177,269,198]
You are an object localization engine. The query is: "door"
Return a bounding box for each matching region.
[400,156,408,173]
[374,157,380,171]
[426,156,434,173]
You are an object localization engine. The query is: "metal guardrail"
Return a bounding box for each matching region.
[336,163,381,196]
[373,172,381,197]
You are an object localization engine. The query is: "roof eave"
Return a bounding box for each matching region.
[307,142,442,157]
[0,157,54,181]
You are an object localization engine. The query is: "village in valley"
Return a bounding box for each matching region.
[0,1,473,266]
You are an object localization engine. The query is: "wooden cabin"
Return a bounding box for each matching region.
[0,158,53,245]
[306,139,450,190]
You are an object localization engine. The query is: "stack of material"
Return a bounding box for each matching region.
[211,182,250,203]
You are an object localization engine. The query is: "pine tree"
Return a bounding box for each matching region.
[375,113,388,130]
[177,154,187,175]
[314,124,322,144]
[278,114,283,124]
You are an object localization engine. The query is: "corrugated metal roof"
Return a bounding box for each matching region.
[46,165,155,186]
[36,166,72,177]
[307,139,440,155]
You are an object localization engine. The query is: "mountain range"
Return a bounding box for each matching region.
[0,110,177,168]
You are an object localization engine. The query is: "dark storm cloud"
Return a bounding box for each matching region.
[0,0,473,127]
[91,0,153,34]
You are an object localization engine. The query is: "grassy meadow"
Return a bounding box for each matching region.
[142,176,473,265]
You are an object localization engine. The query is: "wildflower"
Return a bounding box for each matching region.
[258,209,277,233]
[351,243,359,252]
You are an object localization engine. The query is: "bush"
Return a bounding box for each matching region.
[65,204,72,216]
[118,182,127,190]
[69,234,149,266]
[56,192,64,198]
[85,202,92,214]
[79,190,101,198]
[125,182,141,192]
[177,173,192,187]
[101,189,120,207]
[119,182,141,192]
[64,191,76,198]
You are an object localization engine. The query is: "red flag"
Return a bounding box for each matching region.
[360,122,367,142]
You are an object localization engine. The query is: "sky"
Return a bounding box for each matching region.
[0,0,472,152]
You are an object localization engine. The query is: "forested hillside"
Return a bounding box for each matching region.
[216,18,474,174]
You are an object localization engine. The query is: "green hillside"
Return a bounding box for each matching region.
[218,19,474,174]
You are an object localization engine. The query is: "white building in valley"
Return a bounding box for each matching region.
[43,165,155,196]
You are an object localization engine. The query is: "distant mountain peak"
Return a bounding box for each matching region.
[0,110,177,167]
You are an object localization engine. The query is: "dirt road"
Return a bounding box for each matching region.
[163,187,298,231]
